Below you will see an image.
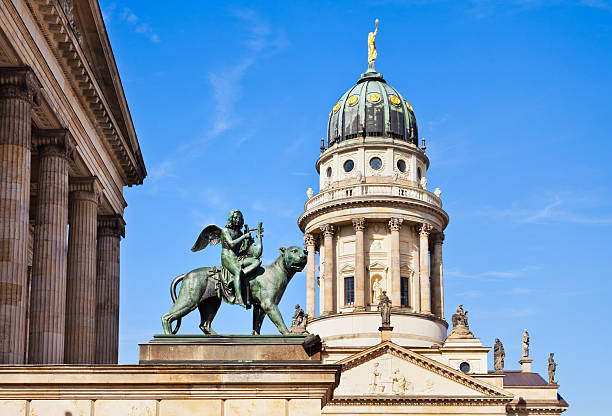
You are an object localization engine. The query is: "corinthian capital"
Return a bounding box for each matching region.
[352,217,366,231]
[320,224,335,237]
[304,233,319,247]
[388,217,403,232]
[419,223,432,237]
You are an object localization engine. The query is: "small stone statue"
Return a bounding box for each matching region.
[434,187,442,197]
[494,338,505,372]
[522,329,530,358]
[392,369,407,395]
[306,187,313,199]
[378,291,392,326]
[548,353,557,384]
[447,304,474,339]
[420,176,427,190]
[289,304,309,334]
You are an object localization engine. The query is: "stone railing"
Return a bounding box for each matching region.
[304,183,442,211]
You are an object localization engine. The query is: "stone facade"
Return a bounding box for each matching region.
[0,0,146,364]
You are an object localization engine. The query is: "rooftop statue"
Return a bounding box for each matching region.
[494,338,505,372]
[161,209,308,335]
[378,290,392,326]
[548,353,557,384]
[522,329,530,358]
[368,19,379,70]
[447,304,474,339]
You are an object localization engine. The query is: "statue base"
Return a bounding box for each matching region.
[139,334,322,364]
[519,358,533,372]
[379,325,393,342]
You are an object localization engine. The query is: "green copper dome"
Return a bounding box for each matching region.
[327,70,418,147]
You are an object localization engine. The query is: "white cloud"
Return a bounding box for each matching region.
[445,265,538,280]
[104,6,160,43]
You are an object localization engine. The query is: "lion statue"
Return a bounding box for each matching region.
[161,246,308,335]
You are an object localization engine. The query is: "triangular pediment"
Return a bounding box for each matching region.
[340,263,355,273]
[367,261,387,271]
[333,341,510,399]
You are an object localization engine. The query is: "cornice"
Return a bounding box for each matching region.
[329,395,512,406]
[24,0,146,184]
[299,197,449,232]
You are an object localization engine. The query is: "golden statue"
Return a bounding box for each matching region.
[368,19,379,69]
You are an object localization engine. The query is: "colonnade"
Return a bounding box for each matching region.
[304,217,444,320]
[0,67,123,364]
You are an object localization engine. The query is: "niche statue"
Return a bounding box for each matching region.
[161,210,308,335]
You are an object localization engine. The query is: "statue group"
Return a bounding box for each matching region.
[161,210,307,335]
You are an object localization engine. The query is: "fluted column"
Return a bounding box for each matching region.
[28,129,75,364]
[389,218,403,308]
[95,215,124,364]
[320,224,335,315]
[0,67,40,364]
[304,233,318,318]
[419,223,432,314]
[352,218,366,310]
[431,232,444,318]
[64,177,102,364]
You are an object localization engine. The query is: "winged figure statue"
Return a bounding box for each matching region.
[191,209,263,308]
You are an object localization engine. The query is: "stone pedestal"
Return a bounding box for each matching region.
[378,326,393,342]
[139,334,322,363]
[519,358,533,372]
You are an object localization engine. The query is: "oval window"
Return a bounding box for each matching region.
[417,167,422,180]
[460,362,470,373]
[397,159,406,172]
[369,157,382,170]
[343,160,354,172]
[326,167,332,177]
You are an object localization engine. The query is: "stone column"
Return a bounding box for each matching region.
[352,218,366,310]
[320,224,335,315]
[28,129,75,364]
[304,233,318,319]
[64,177,102,364]
[419,224,431,314]
[0,67,40,364]
[95,215,124,364]
[430,232,444,318]
[388,218,403,308]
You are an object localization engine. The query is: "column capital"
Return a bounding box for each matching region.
[69,177,103,204]
[303,232,319,249]
[419,223,432,237]
[33,128,76,159]
[352,217,366,231]
[98,214,125,238]
[320,223,335,237]
[0,67,41,104]
[388,217,403,232]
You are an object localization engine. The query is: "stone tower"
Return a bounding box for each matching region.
[298,67,449,347]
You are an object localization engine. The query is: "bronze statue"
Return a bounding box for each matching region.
[378,290,391,326]
[494,338,505,372]
[161,210,308,335]
[548,353,557,384]
[191,209,262,308]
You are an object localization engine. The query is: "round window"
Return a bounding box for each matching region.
[397,159,406,172]
[343,160,354,172]
[369,157,382,170]
[417,167,422,180]
[326,167,332,177]
[460,362,470,374]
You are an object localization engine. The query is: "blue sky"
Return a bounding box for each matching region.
[100,1,612,413]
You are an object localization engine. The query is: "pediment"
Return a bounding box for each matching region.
[399,263,415,274]
[367,261,387,271]
[334,341,510,399]
[340,263,355,273]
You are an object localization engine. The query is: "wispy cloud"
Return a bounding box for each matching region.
[480,195,612,225]
[102,4,160,43]
[207,8,288,137]
[446,265,538,280]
